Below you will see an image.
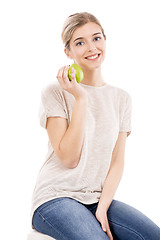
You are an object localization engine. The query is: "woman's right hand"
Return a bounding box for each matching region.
[56,65,88,100]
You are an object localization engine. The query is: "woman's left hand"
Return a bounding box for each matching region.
[95,207,113,240]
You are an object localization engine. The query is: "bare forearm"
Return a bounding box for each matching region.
[60,97,88,168]
[98,161,124,211]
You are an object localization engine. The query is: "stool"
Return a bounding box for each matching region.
[27,229,56,240]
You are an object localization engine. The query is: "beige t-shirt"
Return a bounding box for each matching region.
[31,81,132,222]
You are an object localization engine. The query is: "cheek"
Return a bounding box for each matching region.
[96,39,106,49]
[100,45,106,59]
[102,47,106,56]
[99,42,106,51]
[74,48,87,60]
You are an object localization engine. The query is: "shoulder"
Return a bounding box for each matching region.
[41,82,63,97]
[108,84,131,102]
[40,82,69,105]
[109,84,130,97]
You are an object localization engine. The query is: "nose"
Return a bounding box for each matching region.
[87,41,97,52]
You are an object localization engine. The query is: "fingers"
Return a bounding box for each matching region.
[56,65,77,88]
[56,66,67,84]
[101,220,113,240]
[63,66,70,81]
[70,67,76,84]
[56,65,69,89]
[95,208,113,240]
[106,227,113,240]
[62,66,71,86]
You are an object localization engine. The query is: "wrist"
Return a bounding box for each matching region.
[97,203,108,212]
[75,95,88,102]
[97,199,111,212]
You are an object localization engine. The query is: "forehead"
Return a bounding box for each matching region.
[71,22,102,39]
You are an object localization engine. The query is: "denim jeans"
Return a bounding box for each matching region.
[32,197,160,240]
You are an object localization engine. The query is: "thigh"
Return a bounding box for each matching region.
[107,200,160,240]
[32,197,109,240]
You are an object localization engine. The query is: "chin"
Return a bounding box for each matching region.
[86,61,104,70]
[84,56,105,69]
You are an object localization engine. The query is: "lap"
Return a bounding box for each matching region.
[32,197,109,240]
[107,200,160,240]
[32,197,160,240]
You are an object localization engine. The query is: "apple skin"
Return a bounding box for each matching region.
[68,64,84,83]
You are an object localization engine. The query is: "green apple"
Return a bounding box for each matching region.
[68,64,84,83]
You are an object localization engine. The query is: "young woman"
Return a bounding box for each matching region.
[31,12,160,240]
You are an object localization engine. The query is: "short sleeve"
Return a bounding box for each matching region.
[38,84,68,129]
[119,93,132,137]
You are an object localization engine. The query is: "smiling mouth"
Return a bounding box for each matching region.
[85,53,101,60]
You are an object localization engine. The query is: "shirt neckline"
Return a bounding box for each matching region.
[79,82,109,89]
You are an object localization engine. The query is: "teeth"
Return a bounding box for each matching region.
[86,54,99,60]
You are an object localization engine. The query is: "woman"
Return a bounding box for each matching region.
[31,12,160,240]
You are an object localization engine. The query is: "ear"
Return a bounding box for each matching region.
[64,48,72,59]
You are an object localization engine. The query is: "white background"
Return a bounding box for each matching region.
[0,0,160,239]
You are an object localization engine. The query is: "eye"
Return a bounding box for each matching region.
[94,37,101,41]
[76,41,84,46]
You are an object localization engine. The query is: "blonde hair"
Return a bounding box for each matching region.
[61,12,106,50]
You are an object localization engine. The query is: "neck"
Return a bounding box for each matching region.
[80,67,106,87]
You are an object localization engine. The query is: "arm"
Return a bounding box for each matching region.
[95,132,127,239]
[98,132,127,211]
[59,97,88,168]
[47,96,88,169]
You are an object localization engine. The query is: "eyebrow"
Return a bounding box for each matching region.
[73,32,102,42]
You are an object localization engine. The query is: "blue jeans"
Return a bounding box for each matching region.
[32,197,160,240]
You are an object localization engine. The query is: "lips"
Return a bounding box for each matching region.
[85,53,101,60]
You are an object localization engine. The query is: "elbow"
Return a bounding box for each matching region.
[61,157,79,169]
[68,163,78,169]
[69,161,79,169]
[58,145,79,169]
